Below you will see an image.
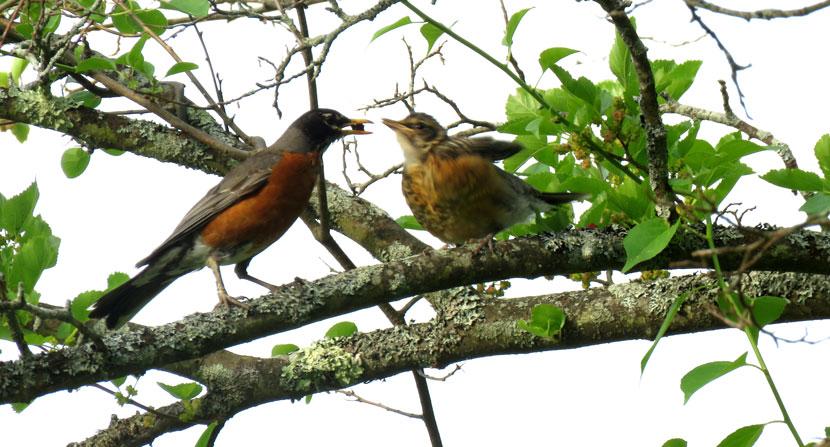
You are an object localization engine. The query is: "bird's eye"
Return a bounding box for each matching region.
[410,122,425,130]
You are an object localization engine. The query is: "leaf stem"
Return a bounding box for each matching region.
[705,217,803,447]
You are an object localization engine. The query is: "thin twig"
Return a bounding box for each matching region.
[110,0,254,147]
[90,383,181,422]
[337,390,423,419]
[686,4,751,116]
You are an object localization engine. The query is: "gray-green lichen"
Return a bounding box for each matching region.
[280,339,363,393]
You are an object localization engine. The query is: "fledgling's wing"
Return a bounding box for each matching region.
[461,137,524,161]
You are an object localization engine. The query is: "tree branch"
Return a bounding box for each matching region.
[67,270,830,445]
[3,224,830,404]
[594,0,674,215]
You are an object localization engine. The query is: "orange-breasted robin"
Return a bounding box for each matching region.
[89,109,371,328]
[382,112,585,246]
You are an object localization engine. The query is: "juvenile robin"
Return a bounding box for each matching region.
[382,112,584,246]
[89,108,370,328]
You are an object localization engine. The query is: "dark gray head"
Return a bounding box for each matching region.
[274,108,371,153]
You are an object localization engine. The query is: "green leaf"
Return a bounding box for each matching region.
[681,352,748,404]
[111,376,127,387]
[516,303,565,338]
[325,321,357,338]
[111,3,168,35]
[717,424,764,447]
[751,296,788,327]
[75,56,117,73]
[165,61,199,77]
[195,421,219,447]
[801,192,830,215]
[10,123,29,143]
[419,23,443,53]
[71,290,104,321]
[622,218,680,272]
[10,57,28,82]
[814,134,830,179]
[560,177,607,195]
[396,215,424,231]
[0,72,8,88]
[103,148,126,156]
[609,24,637,97]
[760,168,824,192]
[502,8,532,47]
[68,90,102,108]
[271,343,300,356]
[652,59,702,101]
[715,139,767,163]
[538,47,579,72]
[127,35,149,69]
[111,3,140,34]
[157,381,203,400]
[61,147,91,179]
[662,439,687,447]
[10,235,60,292]
[162,0,209,18]
[15,23,33,39]
[371,16,412,42]
[11,402,29,413]
[76,0,106,22]
[641,293,686,374]
[108,272,130,289]
[1,182,39,235]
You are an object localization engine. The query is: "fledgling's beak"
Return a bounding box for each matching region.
[381,118,406,133]
[342,118,372,135]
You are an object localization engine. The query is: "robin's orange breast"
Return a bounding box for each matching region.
[403,153,513,243]
[200,152,320,253]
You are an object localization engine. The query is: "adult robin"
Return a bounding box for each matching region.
[382,112,585,246]
[89,108,370,328]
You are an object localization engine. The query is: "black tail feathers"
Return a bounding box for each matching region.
[88,270,174,329]
[537,191,589,206]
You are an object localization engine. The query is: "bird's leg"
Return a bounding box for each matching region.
[469,233,497,255]
[206,256,250,310]
[234,259,279,292]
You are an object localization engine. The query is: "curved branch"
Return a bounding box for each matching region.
[686,0,830,20]
[3,225,830,404]
[70,270,830,445]
[0,88,237,175]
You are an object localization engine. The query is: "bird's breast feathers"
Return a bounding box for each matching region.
[199,151,320,257]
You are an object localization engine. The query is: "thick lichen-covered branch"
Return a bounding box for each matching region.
[0,87,238,175]
[2,225,830,404]
[69,271,830,446]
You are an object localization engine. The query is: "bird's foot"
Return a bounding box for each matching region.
[217,291,251,310]
[469,235,497,255]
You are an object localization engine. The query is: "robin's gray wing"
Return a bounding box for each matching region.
[136,151,284,267]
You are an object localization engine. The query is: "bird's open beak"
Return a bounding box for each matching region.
[342,118,372,135]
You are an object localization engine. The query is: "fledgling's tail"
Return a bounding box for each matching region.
[89,268,176,329]
[537,191,589,205]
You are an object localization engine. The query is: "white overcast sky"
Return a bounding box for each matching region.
[2,1,830,445]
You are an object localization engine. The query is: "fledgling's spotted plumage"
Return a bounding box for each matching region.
[89,109,371,328]
[383,113,585,245]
